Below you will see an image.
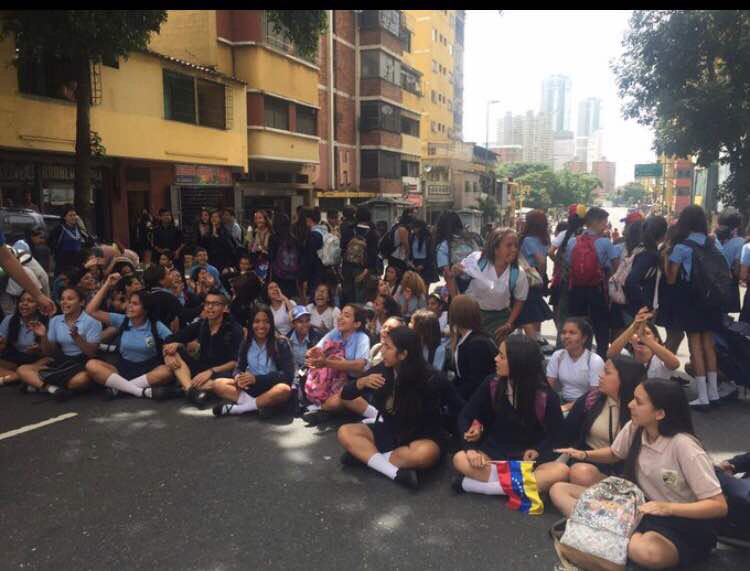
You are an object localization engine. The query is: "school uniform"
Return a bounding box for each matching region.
[619,348,673,379]
[611,421,724,567]
[306,304,341,334]
[393,288,426,318]
[423,340,448,372]
[722,236,744,314]
[458,375,564,463]
[546,348,605,402]
[740,243,750,323]
[669,232,725,333]
[452,330,497,400]
[166,316,243,377]
[233,336,295,398]
[716,451,750,536]
[315,329,370,379]
[286,328,323,370]
[42,312,103,385]
[0,315,41,365]
[461,251,529,336]
[517,236,554,326]
[623,249,660,315]
[411,234,437,284]
[270,302,296,336]
[565,231,619,357]
[108,313,171,379]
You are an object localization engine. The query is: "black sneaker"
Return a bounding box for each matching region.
[150,385,179,401]
[340,451,363,467]
[187,387,210,407]
[302,409,331,426]
[20,384,40,394]
[213,403,234,417]
[394,468,419,491]
[53,388,74,402]
[257,407,277,420]
[105,387,121,400]
[451,476,465,494]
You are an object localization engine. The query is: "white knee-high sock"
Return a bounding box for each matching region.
[367,451,398,480]
[129,375,150,389]
[229,391,258,415]
[362,405,379,419]
[461,463,506,495]
[105,373,143,397]
[706,372,719,401]
[691,376,709,405]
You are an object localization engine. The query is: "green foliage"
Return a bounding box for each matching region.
[476,195,499,223]
[613,10,750,211]
[613,182,649,207]
[267,10,328,59]
[508,164,600,209]
[496,162,550,180]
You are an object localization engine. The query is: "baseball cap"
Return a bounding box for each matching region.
[621,211,644,225]
[291,305,311,321]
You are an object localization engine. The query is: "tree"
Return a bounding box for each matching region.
[553,170,600,207]
[497,162,551,181]
[266,11,328,58]
[476,195,499,225]
[613,10,750,212]
[1,10,168,225]
[613,182,649,206]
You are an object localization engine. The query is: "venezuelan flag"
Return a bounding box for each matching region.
[494,460,544,515]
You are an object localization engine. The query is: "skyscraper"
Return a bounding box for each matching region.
[496,111,553,166]
[577,97,602,137]
[541,74,572,134]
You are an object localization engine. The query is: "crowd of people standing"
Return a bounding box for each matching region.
[2,199,750,570]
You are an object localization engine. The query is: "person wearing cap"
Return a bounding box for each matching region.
[287,305,322,371]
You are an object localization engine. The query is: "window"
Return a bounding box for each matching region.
[164,70,197,124]
[399,26,411,52]
[16,48,77,102]
[432,60,438,73]
[401,116,419,137]
[361,150,400,179]
[400,66,420,94]
[401,160,419,178]
[196,79,226,129]
[473,181,478,193]
[296,105,317,135]
[430,121,436,133]
[360,101,400,132]
[465,181,470,194]
[360,10,400,36]
[432,28,437,42]
[264,96,289,130]
[431,90,437,103]
[361,50,400,84]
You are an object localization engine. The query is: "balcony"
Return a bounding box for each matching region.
[261,11,318,65]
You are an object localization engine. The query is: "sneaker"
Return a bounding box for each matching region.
[451,476,465,495]
[670,375,691,387]
[20,384,40,394]
[187,387,210,407]
[340,451,363,467]
[150,385,179,401]
[212,403,234,417]
[105,387,121,400]
[302,409,332,426]
[394,468,419,491]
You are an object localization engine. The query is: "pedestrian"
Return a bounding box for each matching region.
[268,213,301,299]
[48,205,93,275]
[516,209,554,344]
[152,208,185,263]
[340,206,379,305]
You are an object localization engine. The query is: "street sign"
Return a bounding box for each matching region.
[634,163,663,178]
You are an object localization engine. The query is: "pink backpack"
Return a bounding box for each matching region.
[305,340,348,406]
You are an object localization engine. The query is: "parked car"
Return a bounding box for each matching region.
[0,207,59,244]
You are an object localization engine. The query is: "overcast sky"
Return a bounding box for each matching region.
[462,10,656,187]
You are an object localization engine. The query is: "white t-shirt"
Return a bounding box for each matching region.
[620,349,673,379]
[271,302,296,335]
[461,251,529,311]
[546,348,605,402]
[307,304,341,333]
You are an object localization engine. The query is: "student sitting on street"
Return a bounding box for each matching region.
[17,287,102,401]
[84,273,175,400]
[409,309,448,371]
[162,289,244,407]
[607,307,680,379]
[306,283,340,334]
[546,317,605,412]
[0,292,47,385]
[338,326,444,490]
[368,316,405,369]
[393,270,427,319]
[212,305,295,418]
[451,336,564,495]
[266,281,296,336]
[552,379,727,570]
[287,305,323,371]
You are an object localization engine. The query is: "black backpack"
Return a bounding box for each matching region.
[377,223,402,259]
[684,238,737,311]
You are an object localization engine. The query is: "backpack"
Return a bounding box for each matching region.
[462,256,520,300]
[344,230,369,267]
[272,239,300,280]
[377,223,408,260]
[608,245,644,305]
[316,228,341,267]
[448,231,482,266]
[560,476,646,565]
[304,339,348,405]
[684,238,738,311]
[569,233,604,287]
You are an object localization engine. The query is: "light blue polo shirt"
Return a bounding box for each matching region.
[0,315,37,352]
[669,232,726,281]
[423,340,448,371]
[741,243,750,267]
[246,339,277,376]
[189,263,221,284]
[564,231,619,272]
[436,240,450,269]
[288,331,310,369]
[316,329,370,362]
[411,236,428,260]
[108,313,171,363]
[722,236,745,268]
[47,312,102,357]
[521,236,548,270]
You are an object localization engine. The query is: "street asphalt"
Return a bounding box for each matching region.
[1,374,748,570]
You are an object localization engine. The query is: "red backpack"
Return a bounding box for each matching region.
[569,233,604,287]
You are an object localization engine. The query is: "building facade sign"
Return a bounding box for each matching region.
[175,164,233,186]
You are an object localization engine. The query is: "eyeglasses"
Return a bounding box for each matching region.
[203,300,226,308]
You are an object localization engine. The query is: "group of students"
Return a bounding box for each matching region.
[2,200,750,570]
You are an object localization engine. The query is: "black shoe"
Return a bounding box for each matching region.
[53,388,74,402]
[150,385,178,401]
[105,387,121,400]
[340,451,363,467]
[187,387,209,407]
[302,409,331,426]
[213,403,234,417]
[671,375,691,387]
[689,402,711,413]
[20,384,40,394]
[394,468,419,491]
[451,476,465,494]
[258,407,277,420]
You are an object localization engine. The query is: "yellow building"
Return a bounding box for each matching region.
[151,9,323,215]
[0,35,247,245]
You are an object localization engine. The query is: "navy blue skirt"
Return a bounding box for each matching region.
[116,356,162,379]
[516,286,554,326]
[655,279,679,329]
[673,280,724,333]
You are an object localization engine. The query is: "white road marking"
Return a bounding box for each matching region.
[0,412,78,441]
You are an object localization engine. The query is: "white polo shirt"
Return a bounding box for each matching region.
[461,251,529,311]
[546,348,604,402]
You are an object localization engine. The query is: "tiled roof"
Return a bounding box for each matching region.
[141,49,246,85]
